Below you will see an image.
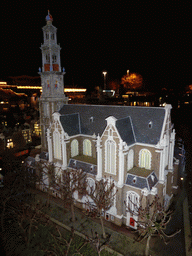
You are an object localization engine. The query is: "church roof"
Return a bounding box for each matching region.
[59,104,165,145]
[116,116,135,145]
[68,159,97,176]
[125,169,158,190]
[60,113,81,136]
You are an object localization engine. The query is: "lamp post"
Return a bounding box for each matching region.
[102,71,107,90]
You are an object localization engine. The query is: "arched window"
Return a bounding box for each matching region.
[126,191,139,214]
[87,178,95,194]
[139,149,151,169]
[83,139,92,156]
[127,149,134,171]
[52,54,57,63]
[71,139,79,157]
[53,131,61,159]
[46,54,50,63]
[105,140,116,174]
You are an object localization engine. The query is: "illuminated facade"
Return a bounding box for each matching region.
[38,11,68,151]
[37,103,178,228]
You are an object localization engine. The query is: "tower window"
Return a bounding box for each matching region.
[51,34,54,40]
[46,54,50,63]
[52,55,57,63]
[46,33,49,39]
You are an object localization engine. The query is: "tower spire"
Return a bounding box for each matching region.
[39,12,68,151]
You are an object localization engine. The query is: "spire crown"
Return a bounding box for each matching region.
[46,10,53,24]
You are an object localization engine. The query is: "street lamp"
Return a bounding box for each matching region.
[102,71,107,90]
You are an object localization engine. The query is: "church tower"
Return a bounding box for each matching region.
[39,11,68,151]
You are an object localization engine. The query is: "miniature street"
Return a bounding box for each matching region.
[32,185,185,256]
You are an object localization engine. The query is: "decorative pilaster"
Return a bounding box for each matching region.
[96,135,102,180]
[47,128,52,162]
[168,129,175,170]
[118,139,124,187]
[61,132,67,169]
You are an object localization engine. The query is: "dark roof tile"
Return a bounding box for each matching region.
[68,159,97,176]
[59,104,165,145]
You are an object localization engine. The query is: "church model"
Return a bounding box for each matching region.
[35,12,179,229]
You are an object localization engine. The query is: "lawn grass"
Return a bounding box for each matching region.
[33,190,156,255]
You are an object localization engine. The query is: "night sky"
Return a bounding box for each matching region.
[1,1,191,91]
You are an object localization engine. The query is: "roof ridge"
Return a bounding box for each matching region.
[60,104,164,110]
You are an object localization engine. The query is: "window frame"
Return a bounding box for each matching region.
[83,139,92,156]
[105,139,116,174]
[53,131,61,160]
[71,139,79,157]
[139,149,151,170]
[126,191,140,214]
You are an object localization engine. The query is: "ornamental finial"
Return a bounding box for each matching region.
[46,10,53,24]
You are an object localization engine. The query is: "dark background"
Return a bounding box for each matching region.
[1,1,191,90]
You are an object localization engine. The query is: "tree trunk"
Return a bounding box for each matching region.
[145,235,151,256]
[100,215,106,239]
[71,203,75,222]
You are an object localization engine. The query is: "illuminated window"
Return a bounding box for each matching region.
[83,139,92,156]
[105,140,116,174]
[127,149,134,171]
[34,123,41,136]
[139,149,151,169]
[53,131,61,159]
[71,139,79,157]
[7,139,13,149]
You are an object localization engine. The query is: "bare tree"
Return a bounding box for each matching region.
[87,178,117,238]
[35,160,56,206]
[87,229,111,256]
[0,153,36,232]
[125,195,181,256]
[55,168,87,222]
